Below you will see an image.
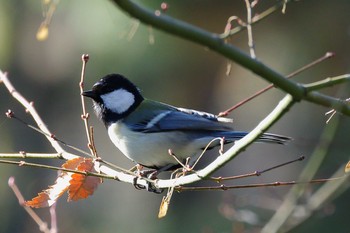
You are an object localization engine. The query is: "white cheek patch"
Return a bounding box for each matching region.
[101,89,135,114]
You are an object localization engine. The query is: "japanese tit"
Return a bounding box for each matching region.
[82,74,290,171]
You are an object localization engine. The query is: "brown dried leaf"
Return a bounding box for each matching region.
[158,196,170,218]
[26,157,93,208]
[345,160,350,173]
[68,158,102,201]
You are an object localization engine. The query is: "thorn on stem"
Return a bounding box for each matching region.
[19,161,25,166]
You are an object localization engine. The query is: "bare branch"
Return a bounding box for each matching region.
[244,0,256,58]
[0,70,76,160]
[8,177,50,233]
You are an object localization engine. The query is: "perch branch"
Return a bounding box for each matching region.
[156,94,295,188]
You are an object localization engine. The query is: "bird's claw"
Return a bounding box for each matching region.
[132,171,164,194]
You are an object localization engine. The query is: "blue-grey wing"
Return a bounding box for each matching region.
[126,105,233,133]
[147,110,232,132]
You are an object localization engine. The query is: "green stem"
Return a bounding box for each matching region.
[304,74,350,91]
[111,0,304,99]
[110,0,350,116]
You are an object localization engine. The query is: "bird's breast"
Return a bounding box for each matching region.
[107,122,202,168]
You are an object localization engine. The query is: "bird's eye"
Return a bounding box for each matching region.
[92,83,103,93]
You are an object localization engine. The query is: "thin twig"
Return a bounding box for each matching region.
[0,159,118,180]
[175,177,345,192]
[0,71,73,158]
[79,54,98,157]
[244,0,256,58]
[304,74,350,91]
[5,110,92,157]
[218,52,335,116]
[220,0,294,39]
[49,203,57,233]
[8,177,51,233]
[211,156,305,182]
[262,107,342,233]
[0,153,64,159]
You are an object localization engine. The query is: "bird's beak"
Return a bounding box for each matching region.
[82,90,96,99]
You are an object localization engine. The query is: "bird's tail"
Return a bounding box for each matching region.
[218,131,291,145]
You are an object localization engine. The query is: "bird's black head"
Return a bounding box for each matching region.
[82,74,144,125]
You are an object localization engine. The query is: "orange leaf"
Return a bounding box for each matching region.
[26,192,51,208]
[62,157,85,170]
[26,157,86,208]
[68,158,102,201]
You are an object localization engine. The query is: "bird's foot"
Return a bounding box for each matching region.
[132,165,164,194]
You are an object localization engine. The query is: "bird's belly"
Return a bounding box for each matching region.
[108,123,199,168]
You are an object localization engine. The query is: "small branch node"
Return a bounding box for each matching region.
[94,157,102,162]
[25,101,35,113]
[251,0,259,8]
[160,2,168,12]
[81,54,89,62]
[216,176,222,183]
[325,51,335,58]
[8,176,15,187]
[154,10,161,16]
[19,151,27,158]
[5,109,14,118]
[57,153,64,159]
[81,113,89,120]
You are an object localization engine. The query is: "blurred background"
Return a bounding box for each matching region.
[0,0,350,232]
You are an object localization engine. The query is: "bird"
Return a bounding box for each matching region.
[82,73,290,172]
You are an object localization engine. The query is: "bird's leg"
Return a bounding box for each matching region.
[132,164,147,190]
[132,164,164,194]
